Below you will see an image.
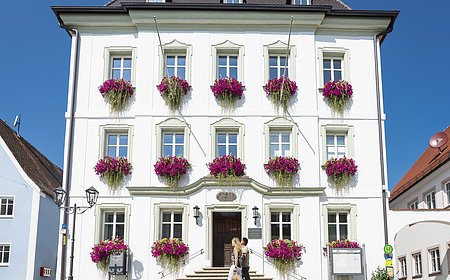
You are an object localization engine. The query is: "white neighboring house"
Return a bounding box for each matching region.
[53,0,398,279]
[389,126,450,280]
[0,120,62,280]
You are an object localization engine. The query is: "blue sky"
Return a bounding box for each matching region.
[0,0,448,190]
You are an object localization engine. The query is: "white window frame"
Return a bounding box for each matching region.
[398,256,407,278]
[424,190,436,209]
[263,40,296,82]
[223,0,243,3]
[325,134,347,160]
[270,210,292,240]
[264,203,299,242]
[162,132,185,158]
[321,124,355,164]
[317,47,350,87]
[154,203,189,242]
[269,130,292,158]
[110,56,132,81]
[158,40,192,81]
[156,118,190,159]
[103,47,137,84]
[105,132,129,158]
[412,252,422,277]
[211,118,245,160]
[322,203,357,243]
[264,117,298,161]
[408,199,418,210]
[101,210,126,241]
[94,204,131,243]
[291,0,310,4]
[216,131,238,157]
[217,54,239,80]
[428,247,441,274]
[160,210,184,239]
[0,244,11,266]
[99,125,134,160]
[327,211,350,242]
[0,196,14,218]
[211,40,244,84]
[445,182,450,206]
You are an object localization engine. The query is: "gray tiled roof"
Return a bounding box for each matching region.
[0,120,62,198]
[106,0,350,10]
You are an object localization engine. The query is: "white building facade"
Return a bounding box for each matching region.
[53,1,398,279]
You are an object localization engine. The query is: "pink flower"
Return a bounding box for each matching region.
[207,155,246,178]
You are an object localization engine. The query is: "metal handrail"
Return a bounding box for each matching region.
[249,248,307,280]
[158,248,204,278]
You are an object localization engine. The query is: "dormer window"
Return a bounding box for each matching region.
[291,0,309,5]
[147,0,165,2]
[223,0,243,3]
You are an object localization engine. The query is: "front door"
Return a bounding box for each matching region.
[212,212,241,267]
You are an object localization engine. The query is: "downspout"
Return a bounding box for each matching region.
[56,15,80,280]
[373,17,395,246]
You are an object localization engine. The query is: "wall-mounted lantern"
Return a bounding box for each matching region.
[193,205,200,225]
[252,206,259,225]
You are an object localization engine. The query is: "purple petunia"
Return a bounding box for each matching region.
[154,156,191,188]
[211,77,244,108]
[207,155,246,179]
[264,156,299,188]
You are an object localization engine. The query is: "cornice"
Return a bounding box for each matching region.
[127,176,325,196]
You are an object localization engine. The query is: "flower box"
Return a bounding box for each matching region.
[94,156,133,190]
[207,155,246,182]
[264,77,297,111]
[264,239,305,276]
[157,76,191,111]
[99,79,134,112]
[90,238,128,272]
[264,156,299,188]
[211,77,244,108]
[322,80,353,114]
[154,156,191,188]
[322,157,357,190]
[151,238,189,272]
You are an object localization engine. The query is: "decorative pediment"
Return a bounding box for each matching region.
[156,117,189,129]
[212,40,244,50]
[162,39,191,49]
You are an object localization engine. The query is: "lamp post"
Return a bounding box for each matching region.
[53,186,99,280]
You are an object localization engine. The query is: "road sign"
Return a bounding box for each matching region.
[385,259,392,267]
[384,244,393,255]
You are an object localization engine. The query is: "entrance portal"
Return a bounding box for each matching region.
[212,212,241,267]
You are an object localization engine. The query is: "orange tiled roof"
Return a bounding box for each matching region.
[390,126,450,203]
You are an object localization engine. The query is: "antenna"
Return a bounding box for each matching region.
[13,114,21,135]
[429,131,448,153]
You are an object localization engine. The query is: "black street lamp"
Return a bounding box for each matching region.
[193,205,200,225]
[53,186,99,280]
[252,206,259,225]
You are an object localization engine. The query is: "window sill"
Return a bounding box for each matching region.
[428,272,441,276]
[399,277,407,280]
[318,87,324,92]
[0,216,13,219]
[412,275,422,279]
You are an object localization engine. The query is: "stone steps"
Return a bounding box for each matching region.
[176,267,273,280]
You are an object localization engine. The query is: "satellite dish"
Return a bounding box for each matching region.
[429,132,448,152]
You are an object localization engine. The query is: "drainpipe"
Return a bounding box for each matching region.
[373,18,395,246]
[56,16,80,280]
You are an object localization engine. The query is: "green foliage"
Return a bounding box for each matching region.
[371,267,390,280]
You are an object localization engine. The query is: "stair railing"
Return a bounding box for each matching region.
[249,248,307,280]
[157,248,204,279]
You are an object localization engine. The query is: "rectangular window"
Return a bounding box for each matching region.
[269,131,291,158]
[223,0,241,3]
[102,211,125,240]
[0,244,10,265]
[326,134,347,160]
[399,257,407,278]
[270,211,291,240]
[106,133,128,158]
[323,58,342,83]
[269,55,289,80]
[446,182,450,205]
[216,132,238,157]
[412,253,422,276]
[408,200,418,210]
[163,132,184,157]
[0,198,14,217]
[425,191,436,209]
[161,211,183,239]
[292,0,308,4]
[111,56,132,81]
[165,55,186,79]
[429,248,441,273]
[217,55,238,79]
[328,212,348,241]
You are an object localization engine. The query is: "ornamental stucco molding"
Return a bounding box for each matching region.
[127,176,325,196]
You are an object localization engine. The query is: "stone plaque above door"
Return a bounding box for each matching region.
[216,192,237,202]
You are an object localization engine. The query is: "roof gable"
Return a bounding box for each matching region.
[390,126,450,202]
[0,121,62,197]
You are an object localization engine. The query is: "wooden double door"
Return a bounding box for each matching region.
[212,212,241,267]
